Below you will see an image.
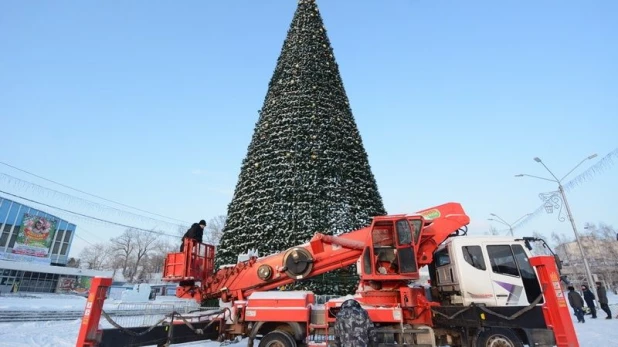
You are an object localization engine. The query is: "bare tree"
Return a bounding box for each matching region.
[530,231,552,256]
[485,225,500,236]
[79,242,111,270]
[141,240,177,279]
[126,229,159,282]
[586,223,618,288]
[110,229,137,280]
[204,215,227,245]
[177,224,188,238]
[105,243,127,280]
[66,257,80,268]
[550,231,573,249]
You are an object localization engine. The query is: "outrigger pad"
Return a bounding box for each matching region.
[98,321,220,347]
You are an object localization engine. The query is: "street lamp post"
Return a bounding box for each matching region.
[515,153,598,297]
[487,213,532,237]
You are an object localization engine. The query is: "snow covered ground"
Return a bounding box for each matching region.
[0,293,617,346]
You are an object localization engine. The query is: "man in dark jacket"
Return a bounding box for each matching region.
[334,299,377,347]
[581,284,597,318]
[567,286,585,323]
[180,220,206,251]
[596,281,612,319]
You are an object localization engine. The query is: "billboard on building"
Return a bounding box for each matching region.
[0,197,76,265]
[12,214,57,258]
[1,213,57,264]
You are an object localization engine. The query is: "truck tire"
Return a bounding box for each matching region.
[258,330,297,347]
[475,328,524,347]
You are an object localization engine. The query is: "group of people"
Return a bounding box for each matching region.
[567,281,613,323]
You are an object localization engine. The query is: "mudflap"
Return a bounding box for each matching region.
[98,320,220,347]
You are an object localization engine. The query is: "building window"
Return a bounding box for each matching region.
[52,230,67,255]
[17,271,59,293]
[61,230,72,255]
[0,224,12,248]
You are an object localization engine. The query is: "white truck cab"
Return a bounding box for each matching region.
[430,236,544,307]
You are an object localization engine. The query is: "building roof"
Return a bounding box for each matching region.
[0,196,76,227]
[0,260,113,278]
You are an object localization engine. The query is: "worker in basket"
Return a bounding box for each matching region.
[180,219,206,251]
[334,299,378,347]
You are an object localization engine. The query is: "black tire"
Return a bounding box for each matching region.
[475,328,524,347]
[258,330,298,347]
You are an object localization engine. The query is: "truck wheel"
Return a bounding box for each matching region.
[258,330,297,347]
[475,328,524,347]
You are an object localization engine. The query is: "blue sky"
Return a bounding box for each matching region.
[1,0,616,257]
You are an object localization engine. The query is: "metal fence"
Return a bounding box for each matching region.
[100,301,202,328]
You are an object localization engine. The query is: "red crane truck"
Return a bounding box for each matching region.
[77,202,578,347]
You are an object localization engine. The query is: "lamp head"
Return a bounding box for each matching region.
[533,157,542,163]
[515,174,524,177]
[588,154,598,160]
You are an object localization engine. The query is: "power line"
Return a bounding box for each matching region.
[0,161,188,224]
[74,225,109,243]
[0,172,188,233]
[73,232,95,246]
[0,190,180,239]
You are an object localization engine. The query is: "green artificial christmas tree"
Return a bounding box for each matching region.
[216,0,387,295]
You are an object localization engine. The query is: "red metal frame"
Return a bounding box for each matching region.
[76,277,113,347]
[163,238,215,281]
[530,255,579,347]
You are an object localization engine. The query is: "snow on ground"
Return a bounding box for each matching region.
[0,293,86,311]
[0,292,199,312]
[1,293,618,346]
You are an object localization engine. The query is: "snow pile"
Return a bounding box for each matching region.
[119,283,152,302]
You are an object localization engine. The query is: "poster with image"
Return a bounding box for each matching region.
[11,213,57,259]
[56,277,76,293]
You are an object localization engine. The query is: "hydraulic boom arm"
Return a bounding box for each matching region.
[163,202,470,303]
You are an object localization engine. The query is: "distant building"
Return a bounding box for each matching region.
[0,196,111,294]
[554,235,618,291]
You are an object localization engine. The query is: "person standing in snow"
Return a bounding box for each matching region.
[596,281,612,319]
[567,286,585,323]
[334,299,377,347]
[581,284,597,318]
[180,220,206,251]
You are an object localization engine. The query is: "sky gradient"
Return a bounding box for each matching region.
[1,0,616,257]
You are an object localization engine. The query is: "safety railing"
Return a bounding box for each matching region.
[99,301,201,328]
[163,238,215,282]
